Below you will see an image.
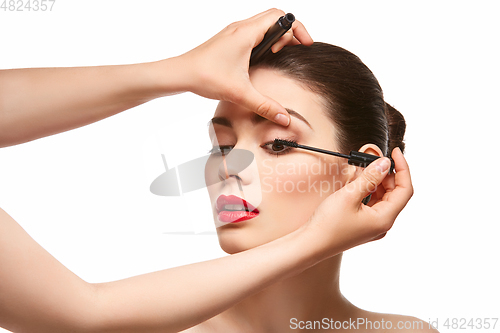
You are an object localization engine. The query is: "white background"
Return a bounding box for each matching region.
[1,1,499,332]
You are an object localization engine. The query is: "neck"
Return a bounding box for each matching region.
[227,254,357,331]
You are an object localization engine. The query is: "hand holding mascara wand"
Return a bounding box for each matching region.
[0,9,416,333]
[250,13,296,65]
[273,139,395,205]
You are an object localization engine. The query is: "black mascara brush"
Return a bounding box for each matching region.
[274,139,395,174]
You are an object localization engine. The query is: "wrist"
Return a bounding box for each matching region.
[147,56,192,97]
[271,224,334,277]
[292,223,343,264]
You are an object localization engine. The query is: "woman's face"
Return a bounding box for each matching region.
[205,68,350,254]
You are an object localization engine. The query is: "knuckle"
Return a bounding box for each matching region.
[256,101,272,119]
[280,30,294,42]
[376,232,387,241]
[225,21,240,33]
[225,21,249,37]
[269,8,285,15]
[376,218,394,234]
[363,172,379,192]
[226,21,237,29]
[294,20,304,28]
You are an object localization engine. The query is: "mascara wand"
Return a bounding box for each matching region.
[274,139,395,174]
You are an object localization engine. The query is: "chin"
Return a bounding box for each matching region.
[216,227,262,254]
[215,221,303,255]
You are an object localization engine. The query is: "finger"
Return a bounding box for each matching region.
[224,9,285,49]
[248,8,285,21]
[370,232,387,242]
[382,172,396,193]
[343,157,392,205]
[250,11,312,49]
[271,31,302,53]
[366,167,396,206]
[371,148,413,218]
[233,84,290,126]
[247,9,287,47]
[385,148,413,205]
[392,147,412,191]
[291,20,314,45]
[366,183,385,207]
[271,30,294,53]
[368,172,395,205]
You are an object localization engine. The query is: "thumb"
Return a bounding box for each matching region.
[236,85,290,126]
[345,157,392,204]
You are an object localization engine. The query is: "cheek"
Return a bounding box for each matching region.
[259,155,344,195]
[205,157,219,196]
[258,155,345,226]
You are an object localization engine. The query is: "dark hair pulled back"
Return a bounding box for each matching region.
[250,42,405,156]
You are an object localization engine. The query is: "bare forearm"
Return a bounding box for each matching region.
[0,58,184,148]
[92,226,321,333]
[0,205,323,333]
[0,207,97,333]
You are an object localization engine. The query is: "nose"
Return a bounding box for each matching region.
[217,148,255,183]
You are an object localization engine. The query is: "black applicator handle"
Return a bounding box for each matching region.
[272,139,395,174]
[250,13,295,65]
[348,151,395,174]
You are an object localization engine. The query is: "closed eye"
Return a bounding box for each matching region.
[208,138,297,157]
[208,145,233,156]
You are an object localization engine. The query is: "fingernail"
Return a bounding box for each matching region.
[376,158,391,173]
[274,113,290,126]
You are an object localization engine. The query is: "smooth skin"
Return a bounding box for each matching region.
[196,68,432,332]
[0,9,418,333]
[0,9,309,148]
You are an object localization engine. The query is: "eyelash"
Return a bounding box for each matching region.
[261,138,296,157]
[208,138,297,157]
[207,146,232,156]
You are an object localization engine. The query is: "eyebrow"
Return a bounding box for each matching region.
[208,108,313,130]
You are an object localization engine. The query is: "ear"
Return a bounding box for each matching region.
[345,144,384,183]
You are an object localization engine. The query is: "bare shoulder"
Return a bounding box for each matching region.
[365,312,439,333]
[351,306,438,333]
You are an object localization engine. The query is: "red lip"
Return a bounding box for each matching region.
[216,195,259,223]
